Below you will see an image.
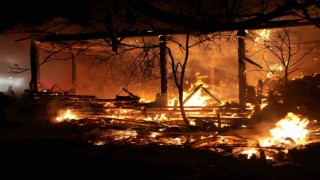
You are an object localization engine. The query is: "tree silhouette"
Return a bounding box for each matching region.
[260,28,319,86]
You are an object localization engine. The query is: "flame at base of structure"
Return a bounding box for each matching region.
[259,112,310,149]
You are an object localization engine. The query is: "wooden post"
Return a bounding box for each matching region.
[257,79,263,104]
[237,29,246,109]
[71,53,77,94]
[210,52,215,91]
[159,35,168,105]
[30,40,40,92]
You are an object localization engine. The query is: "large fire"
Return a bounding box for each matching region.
[237,112,311,160]
[259,112,310,148]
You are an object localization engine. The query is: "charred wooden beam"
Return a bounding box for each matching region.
[201,87,222,104]
[30,40,39,92]
[122,88,140,100]
[159,35,168,106]
[238,29,246,109]
[71,53,77,94]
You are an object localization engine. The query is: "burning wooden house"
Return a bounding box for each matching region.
[9,0,319,165]
[27,34,258,130]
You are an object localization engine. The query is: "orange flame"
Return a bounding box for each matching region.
[241,148,258,159]
[255,29,271,42]
[266,63,284,79]
[55,109,78,122]
[168,72,211,106]
[144,113,169,122]
[259,112,310,148]
[183,90,211,106]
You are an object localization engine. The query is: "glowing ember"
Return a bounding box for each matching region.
[154,113,169,121]
[190,119,196,126]
[259,112,310,148]
[113,130,138,140]
[106,115,125,119]
[241,148,258,159]
[260,102,268,110]
[104,102,115,107]
[150,132,160,138]
[159,136,187,145]
[55,109,78,122]
[105,108,137,119]
[139,98,152,103]
[144,113,169,121]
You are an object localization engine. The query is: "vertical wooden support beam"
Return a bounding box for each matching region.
[257,79,263,104]
[237,29,246,109]
[210,53,215,91]
[71,53,77,94]
[159,35,168,105]
[30,40,40,92]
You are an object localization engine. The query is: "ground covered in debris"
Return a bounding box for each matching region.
[0,122,320,179]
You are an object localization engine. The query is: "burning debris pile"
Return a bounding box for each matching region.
[47,97,320,164]
[79,112,319,164]
[258,112,310,149]
[21,73,320,165]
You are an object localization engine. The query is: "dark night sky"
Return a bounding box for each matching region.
[0,1,91,32]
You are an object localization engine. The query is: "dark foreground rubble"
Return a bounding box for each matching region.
[0,122,320,179]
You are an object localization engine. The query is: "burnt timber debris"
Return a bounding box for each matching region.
[27,88,254,130]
